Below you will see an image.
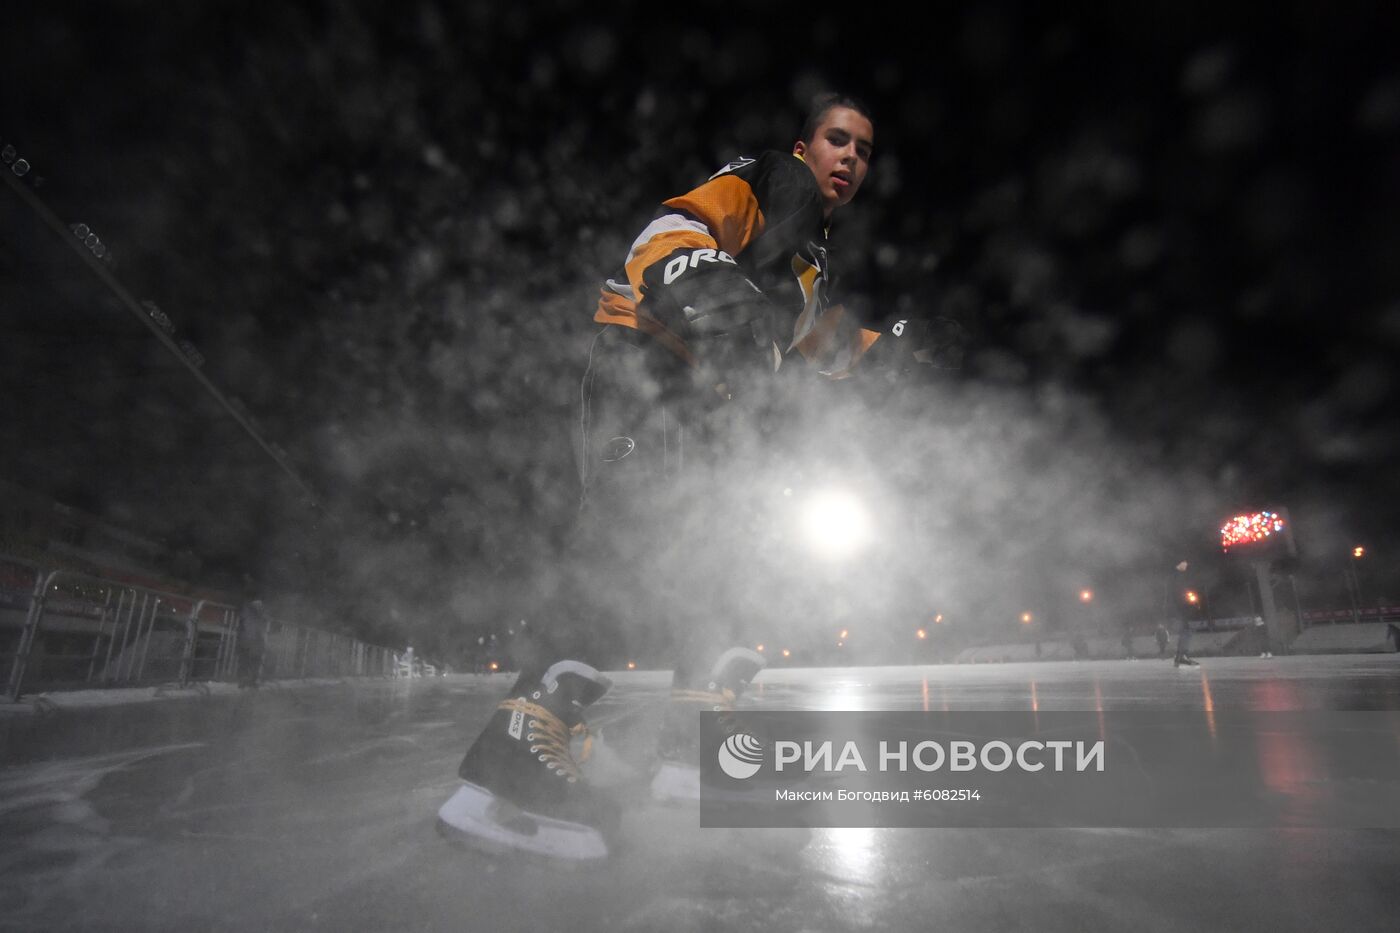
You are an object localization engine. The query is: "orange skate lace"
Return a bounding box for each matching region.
[669,687,737,711]
[669,686,741,736]
[496,698,593,782]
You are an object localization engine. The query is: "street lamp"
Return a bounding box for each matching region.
[1079,589,1093,603]
[1020,612,1034,625]
[916,628,927,640]
[1184,587,1215,629]
[1346,546,1368,622]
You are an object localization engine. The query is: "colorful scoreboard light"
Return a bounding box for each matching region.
[1219,508,1297,559]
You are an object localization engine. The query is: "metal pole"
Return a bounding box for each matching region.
[88,586,116,683]
[5,569,56,701]
[223,607,238,679]
[136,597,161,681]
[1252,561,1293,655]
[214,606,234,678]
[1288,574,1306,636]
[178,599,205,687]
[101,588,132,684]
[119,592,150,682]
[256,615,269,683]
[1346,564,1361,624]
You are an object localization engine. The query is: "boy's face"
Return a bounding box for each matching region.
[794,106,874,216]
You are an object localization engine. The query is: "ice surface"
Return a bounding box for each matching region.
[2,657,1398,932]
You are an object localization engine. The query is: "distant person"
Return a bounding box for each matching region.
[1120,626,1136,660]
[236,599,268,688]
[1071,630,1089,660]
[1174,616,1198,668]
[1155,623,1170,659]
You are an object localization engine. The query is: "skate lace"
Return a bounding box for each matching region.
[670,687,737,711]
[670,687,741,736]
[497,698,593,782]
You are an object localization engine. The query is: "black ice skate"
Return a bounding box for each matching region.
[1174,654,1200,668]
[650,647,766,803]
[437,660,617,863]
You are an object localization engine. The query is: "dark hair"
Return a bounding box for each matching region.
[799,92,875,143]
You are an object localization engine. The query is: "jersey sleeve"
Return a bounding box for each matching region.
[620,152,824,341]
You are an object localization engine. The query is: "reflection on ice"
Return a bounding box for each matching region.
[814,679,872,712]
[808,826,880,886]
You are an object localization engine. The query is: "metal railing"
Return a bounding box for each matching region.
[1,553,403,701]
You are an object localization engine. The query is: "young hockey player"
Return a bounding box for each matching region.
[438,93,930,861]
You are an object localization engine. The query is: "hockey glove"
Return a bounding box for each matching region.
[643,247,773,342]
[866,314,967,378]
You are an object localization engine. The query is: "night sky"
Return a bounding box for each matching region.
[3,1,1398,657]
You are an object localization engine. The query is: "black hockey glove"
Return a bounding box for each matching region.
[865,314,967,379]
[643,247,773,343]
[643,247,779,406]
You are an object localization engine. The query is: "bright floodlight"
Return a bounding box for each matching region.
[799,488,873,560]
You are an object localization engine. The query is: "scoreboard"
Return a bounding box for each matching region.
[1220,508,1297,560]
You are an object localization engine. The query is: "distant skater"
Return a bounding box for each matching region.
[1173,616,1197,668]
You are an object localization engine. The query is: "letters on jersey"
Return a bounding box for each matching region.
[594,151,880,375]
[662,248,738,285]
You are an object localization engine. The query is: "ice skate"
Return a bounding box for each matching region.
[437,660,618,864]
[1174,654,1199,668]
[651,647,766,803]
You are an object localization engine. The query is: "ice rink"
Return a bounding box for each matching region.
[3,655,1399,932]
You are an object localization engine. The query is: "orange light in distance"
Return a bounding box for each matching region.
[1079,589,1093,603]
[916,628,927,640]
[1020,612,1033,624]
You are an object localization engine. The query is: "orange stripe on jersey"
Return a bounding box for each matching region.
[793,310,883,378]
[856,328,882,356]
[822,327,883,379]
[594,288,638,328]
[794,258,820,302]
[623,228,717,298]
[593,288,696,365]
[794,303,847,362]
[662,175,766,258]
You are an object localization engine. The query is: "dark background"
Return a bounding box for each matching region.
[3,1,1398,660]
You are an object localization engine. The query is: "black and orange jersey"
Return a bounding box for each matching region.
[594,151,880,377]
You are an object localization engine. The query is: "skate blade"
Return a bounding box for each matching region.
[436,783,610,867]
